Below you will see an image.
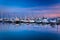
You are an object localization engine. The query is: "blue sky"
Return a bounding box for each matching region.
[0,0,60,7]
[0,0,60,18]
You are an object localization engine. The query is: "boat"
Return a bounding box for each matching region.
[3,18,12,23]
[13,17,20,23]
[34,18,42,24]
[0,18,3,22]
[42,18,49,24]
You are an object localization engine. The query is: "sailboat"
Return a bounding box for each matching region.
[14,17,20,23]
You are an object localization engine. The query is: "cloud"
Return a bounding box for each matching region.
[0,3,60,17]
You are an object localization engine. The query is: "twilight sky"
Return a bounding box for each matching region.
[0,0,60,18]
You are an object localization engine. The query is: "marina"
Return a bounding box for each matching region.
[0,17,60,32]
[0,0,60,40]
[0,17,60,25]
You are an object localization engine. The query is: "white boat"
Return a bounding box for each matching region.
[14,17,20,21]
[20,19,35,23]
[20,20,29,22]
[3,18,9,21]
[57,17,60,22]
[0,18,3,21]
[42,18,49,23]
[28,20,35,22]
[10,18,14,23]
[49,18,57,23]
[35,18,42,23]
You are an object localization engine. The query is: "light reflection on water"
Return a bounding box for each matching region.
[0,23,60,40]
[0,23,60,33]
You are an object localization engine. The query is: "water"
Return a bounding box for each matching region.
[0,23,60,40]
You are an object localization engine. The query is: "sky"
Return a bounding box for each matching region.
[0,0,60,18]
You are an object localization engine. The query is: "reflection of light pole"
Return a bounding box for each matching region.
[56,18,58,32]
[57,25,58,32]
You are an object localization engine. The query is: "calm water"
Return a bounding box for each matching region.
[0,23,60,40]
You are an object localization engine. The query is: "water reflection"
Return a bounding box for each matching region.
[0,23,60,40]
[0,23,60,33]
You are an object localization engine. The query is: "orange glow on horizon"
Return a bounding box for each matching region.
[36,13,60,18]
